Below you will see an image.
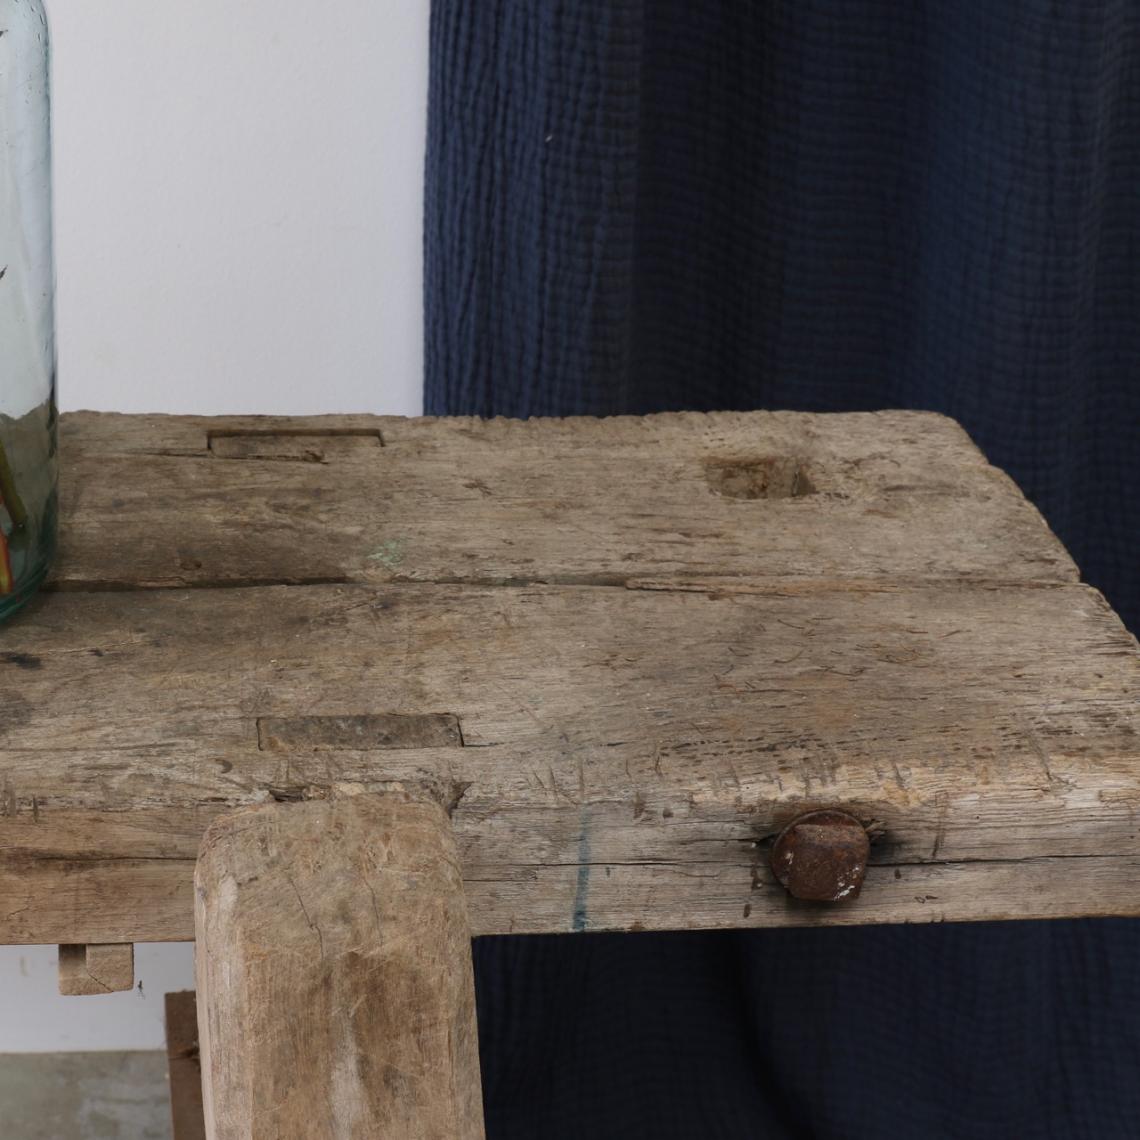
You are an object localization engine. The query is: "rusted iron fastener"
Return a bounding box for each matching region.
[770,810,870,903]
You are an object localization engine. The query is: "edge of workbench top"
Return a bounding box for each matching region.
[51,408,1080,592]
[56,408,1026,470]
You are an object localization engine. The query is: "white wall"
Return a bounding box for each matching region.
[0,945,196,1053]
[52,0,428,417]
[1,0,430,1053]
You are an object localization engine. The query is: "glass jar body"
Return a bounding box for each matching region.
[0,0,56,621]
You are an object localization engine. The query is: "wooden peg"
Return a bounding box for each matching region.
[58,943,135,995]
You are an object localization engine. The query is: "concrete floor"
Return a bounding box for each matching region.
[0,1052,172,1139]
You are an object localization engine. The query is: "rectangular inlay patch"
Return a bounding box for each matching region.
[257,714,463,752]
[209,431,383,461]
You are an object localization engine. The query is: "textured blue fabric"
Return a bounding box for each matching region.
[425,3,1140,1136]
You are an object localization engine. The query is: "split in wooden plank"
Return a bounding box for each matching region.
[195,792,485,1140]
[58,942,134,995]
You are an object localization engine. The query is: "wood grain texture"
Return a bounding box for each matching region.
[58,943,134,995]
[1,410,1137,943]
[53,410,1078,590]
[165,990,206,1140]
[194,793,485,1140]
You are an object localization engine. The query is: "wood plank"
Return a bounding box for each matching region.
[53,410,1078,590]
[58,943,134,995]
[0,578,1135,942]
[165,991,206,1140]
[195,793,485,1140]
[8,852,1140,944]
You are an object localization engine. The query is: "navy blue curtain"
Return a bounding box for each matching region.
[425,3,1140,1136]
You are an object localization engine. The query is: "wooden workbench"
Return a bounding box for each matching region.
[2,410,1138,1136]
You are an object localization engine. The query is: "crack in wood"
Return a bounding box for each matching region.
[40,574,1082,597]
[46,576,355,593]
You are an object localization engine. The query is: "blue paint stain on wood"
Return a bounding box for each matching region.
[572,813,591,932]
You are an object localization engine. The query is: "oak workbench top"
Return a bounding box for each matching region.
[2,410,1138,944]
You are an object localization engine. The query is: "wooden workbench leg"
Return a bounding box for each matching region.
[194,792,485,1140]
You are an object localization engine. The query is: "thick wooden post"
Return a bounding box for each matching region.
[194,791,485,1140]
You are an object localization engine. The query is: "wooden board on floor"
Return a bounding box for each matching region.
[164,991,206,1140]
[1,410,1137,943]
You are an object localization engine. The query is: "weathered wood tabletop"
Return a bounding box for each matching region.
[2,410,1138,944]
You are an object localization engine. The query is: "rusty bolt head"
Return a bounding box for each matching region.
[770,810,870,903]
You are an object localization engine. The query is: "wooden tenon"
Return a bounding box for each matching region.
[2,410,1137,1137]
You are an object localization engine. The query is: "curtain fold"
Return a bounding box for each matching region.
[425,3,1140,1136]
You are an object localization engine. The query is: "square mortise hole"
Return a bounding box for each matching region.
[705,458,816,499]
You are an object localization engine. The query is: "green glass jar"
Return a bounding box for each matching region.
[1,0,57,621]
